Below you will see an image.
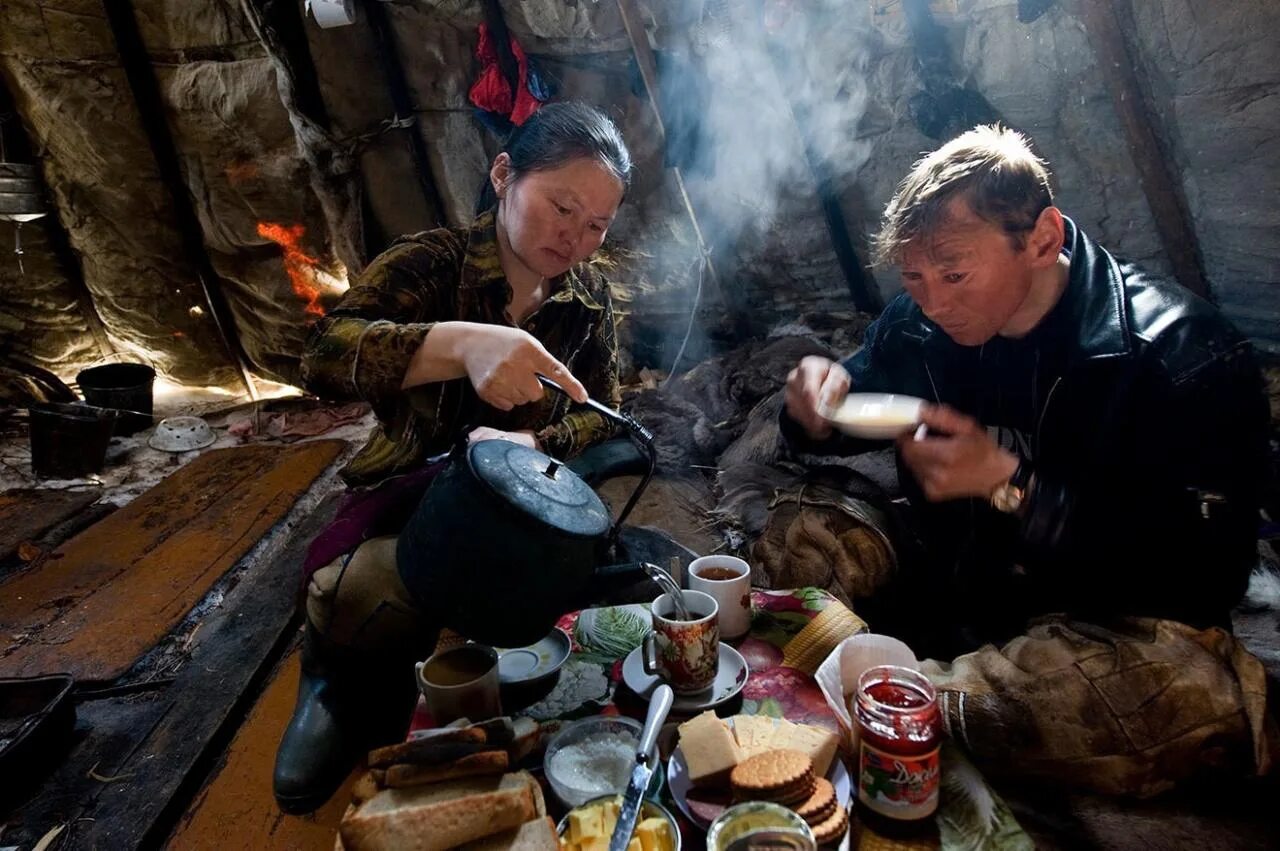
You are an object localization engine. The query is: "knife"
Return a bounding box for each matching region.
[609,684,674,851]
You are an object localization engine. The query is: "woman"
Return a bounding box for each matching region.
[274,102,632,814]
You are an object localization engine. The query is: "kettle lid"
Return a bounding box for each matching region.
[467,440,611,538]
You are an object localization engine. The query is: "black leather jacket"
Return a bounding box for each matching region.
[783,218,1267,642]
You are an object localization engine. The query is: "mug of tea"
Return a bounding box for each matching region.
[643,589,719,693]
[688,555,753,640]
[415,644,502,725]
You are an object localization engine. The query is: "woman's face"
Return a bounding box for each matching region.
[492,154,625,280]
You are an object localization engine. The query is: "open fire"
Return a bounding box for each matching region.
[257,221,347,317]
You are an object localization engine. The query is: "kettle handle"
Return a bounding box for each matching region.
[536,375,656,551]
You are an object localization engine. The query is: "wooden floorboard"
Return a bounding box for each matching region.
[165,643,359,851]
[0,491,341,850]
[0,486,101,563]
[0,441,343,682]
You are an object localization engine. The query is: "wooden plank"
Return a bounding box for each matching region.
[1076,0,1209,298]
[1,492,342,850]
[0,487,100,563]
[166,644,360,851]
[0,441,343,682]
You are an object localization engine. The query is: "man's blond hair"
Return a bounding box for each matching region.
[870,125,1054,267]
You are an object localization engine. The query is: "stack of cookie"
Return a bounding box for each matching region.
[728,750,848,847]
[792,777,849,847]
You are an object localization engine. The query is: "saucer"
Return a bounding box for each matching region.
[621,643,748,712]
[494,628,572,687]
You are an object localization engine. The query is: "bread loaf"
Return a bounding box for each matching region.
[458,816,559,850]
[338,771,538,851]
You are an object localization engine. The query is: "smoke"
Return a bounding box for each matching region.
[646,0,882,368]
[691,0,875,232]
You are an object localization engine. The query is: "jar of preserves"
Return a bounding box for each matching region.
[706,802,817,851]
[852,665,941,836]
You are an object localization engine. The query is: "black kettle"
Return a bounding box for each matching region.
[396,378,658,647]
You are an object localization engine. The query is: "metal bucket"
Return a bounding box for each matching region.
[28,403,118,479]
[0,162,47,222]
[75,363,155,436]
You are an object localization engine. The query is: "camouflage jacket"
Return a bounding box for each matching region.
[301,210,620,486]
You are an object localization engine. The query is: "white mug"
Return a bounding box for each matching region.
[688,555,752,640]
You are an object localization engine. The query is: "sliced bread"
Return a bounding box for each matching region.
[338,771,537,851]
[458,816,559,851]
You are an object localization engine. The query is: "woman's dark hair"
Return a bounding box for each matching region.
[477,101,632,212]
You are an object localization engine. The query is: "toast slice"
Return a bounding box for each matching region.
[382,750,510,788]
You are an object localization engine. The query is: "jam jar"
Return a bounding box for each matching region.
[852,665,941,836]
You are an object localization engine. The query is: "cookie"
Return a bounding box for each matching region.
[793,777,837,825]
[730,750,814,801]
[763,774,817,806]
[811,804,849,847]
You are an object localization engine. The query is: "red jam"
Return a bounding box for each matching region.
[852,665,941,836]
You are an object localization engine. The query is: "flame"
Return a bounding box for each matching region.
[258,221,326,317]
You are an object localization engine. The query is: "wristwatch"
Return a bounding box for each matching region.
[991,458,1033,514]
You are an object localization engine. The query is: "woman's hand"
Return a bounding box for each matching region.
[467,427,540,449]
[402,322,588,410]
[784,356,851,440]
[897,404,1018,501]
[460,325,587,411]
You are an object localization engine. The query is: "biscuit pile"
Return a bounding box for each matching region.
[729,750,847,845]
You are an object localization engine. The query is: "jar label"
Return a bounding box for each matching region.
[857,740,940,821]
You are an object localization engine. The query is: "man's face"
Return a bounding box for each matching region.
[898,199,1039,347]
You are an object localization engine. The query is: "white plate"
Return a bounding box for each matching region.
[668,720,852,851]
[822,393,925,439]
[494,628,572,686]
[620,643,748,713]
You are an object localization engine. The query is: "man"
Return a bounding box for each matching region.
[782,126,1272,793]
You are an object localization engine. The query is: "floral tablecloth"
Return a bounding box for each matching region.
[406,587,1031,850]
[410,587,854,736]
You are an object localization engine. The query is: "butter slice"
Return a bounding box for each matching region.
[678,710,742,787]
[602,798,620,835]
[568,806,603,842]
[635,817,670,851]
[579,838,609,851]
[627,839,643,851]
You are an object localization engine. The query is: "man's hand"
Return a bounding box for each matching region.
[784,356,851,441]
[898,404,1019,501]
[467,426,540,450]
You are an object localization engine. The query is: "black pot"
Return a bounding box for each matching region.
[397,440,648,647]
[398,380,657,647]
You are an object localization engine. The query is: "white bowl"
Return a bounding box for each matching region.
[544,715,643,808]
[822,393,925,439]
[148,416,216,452]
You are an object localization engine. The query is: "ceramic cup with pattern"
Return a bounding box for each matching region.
[642,590,719,693]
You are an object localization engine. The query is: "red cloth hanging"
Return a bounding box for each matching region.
[468,23,542,126]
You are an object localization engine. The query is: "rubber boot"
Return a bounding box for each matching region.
[272,623,422,814]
